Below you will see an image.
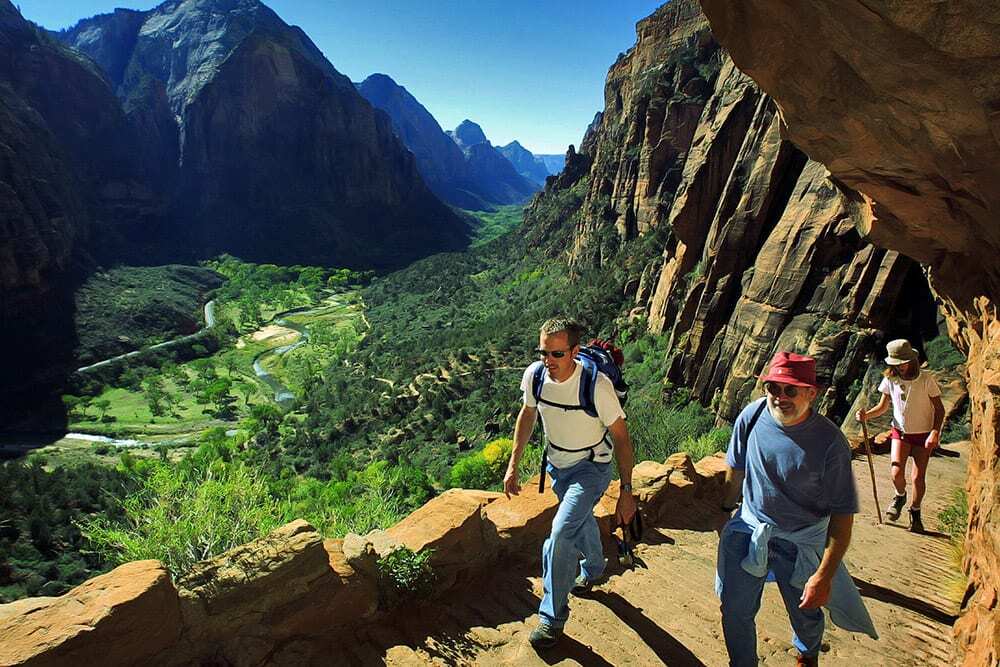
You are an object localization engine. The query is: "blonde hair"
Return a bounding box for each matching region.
[540,317,585,347]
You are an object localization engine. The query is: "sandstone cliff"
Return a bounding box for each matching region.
[698,2,1000,663]
[523,0,935,423]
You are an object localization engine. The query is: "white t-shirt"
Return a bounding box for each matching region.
[521,360,626,468]
[878,371,942,434]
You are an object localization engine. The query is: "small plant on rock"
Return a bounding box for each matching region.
[376,547,436,608]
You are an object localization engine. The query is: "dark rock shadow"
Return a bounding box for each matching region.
[535,634,616,666]
[588,590,705,666]
[852,576,958,625]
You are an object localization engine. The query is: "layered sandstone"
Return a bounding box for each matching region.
[698,1,1000,664]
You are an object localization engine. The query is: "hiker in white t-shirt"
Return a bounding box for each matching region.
[856,339,945,533]
[503,317,636,649]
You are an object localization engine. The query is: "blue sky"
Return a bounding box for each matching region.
[16,0,664,154]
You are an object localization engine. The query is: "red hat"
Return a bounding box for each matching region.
[759,351,817,387]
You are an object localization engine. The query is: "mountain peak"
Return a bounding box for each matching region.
[453,119,489,148]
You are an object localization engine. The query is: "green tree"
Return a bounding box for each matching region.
[95,399,112,420]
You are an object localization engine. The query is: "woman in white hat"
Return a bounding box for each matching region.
[856,339,945,533]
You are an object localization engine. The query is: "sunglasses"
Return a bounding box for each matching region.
[764,381,800,398]
[535,348,572,359]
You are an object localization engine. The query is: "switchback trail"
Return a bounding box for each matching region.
[335,441,967,665]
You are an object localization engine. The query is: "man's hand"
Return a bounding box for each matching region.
[925,429,940,450]
[799,571,833,609]
[855,409,867,423]
[503,467,521,499]
[616,490,636,525]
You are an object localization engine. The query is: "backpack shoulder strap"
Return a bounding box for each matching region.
[742,399,767,450]
[578,356,599,418]
[530,361,546,405]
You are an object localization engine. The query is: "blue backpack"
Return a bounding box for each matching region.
[530,342,628,417]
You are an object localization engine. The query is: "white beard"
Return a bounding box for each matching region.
[768,398,811,426]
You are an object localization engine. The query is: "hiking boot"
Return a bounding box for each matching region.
[528,623,562,649]
[886,493,907,521]
[571,573,594,596]
[795,654,819,666]
[909,508,924,534]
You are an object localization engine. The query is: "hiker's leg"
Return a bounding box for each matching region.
[719,530,766,667]
[539,461,604,628]
[578,462,613,580]
[890,438,909,494]
[910,439,932,508]
[770,538,824,658]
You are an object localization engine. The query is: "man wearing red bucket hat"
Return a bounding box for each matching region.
[715,352,876,666]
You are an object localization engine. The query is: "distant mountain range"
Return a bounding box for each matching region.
[357,75,547,209]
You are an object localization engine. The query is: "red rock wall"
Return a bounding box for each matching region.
[698,1,1000,663]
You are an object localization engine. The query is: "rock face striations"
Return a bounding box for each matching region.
[698,2,1000,664]
[523,0,933,423]
[56,0,468,268]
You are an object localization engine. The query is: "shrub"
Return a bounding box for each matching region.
[938,489,968,543]
[448,438,512,490]
[377,547,435,606]
[628,400,717,463]
[680,426,732,462]
[80,459,282,575]
[924,334,965,369]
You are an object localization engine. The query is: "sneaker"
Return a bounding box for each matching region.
[909,508,924,534]
[795,654,819,666]
[528,623,562,649]
[571,573,594,596]
[886,493,907,521]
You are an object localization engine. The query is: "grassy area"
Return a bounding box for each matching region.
[465,204,525,246]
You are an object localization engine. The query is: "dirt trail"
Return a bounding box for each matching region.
[332,442,967,666]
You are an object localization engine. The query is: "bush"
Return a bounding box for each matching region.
[449,438,512,490]
[938,489,968,543]
[377,547,435,606]
[80,459,282,575]
[628,400,717,463]
[680,426,732,462]
[924,334,965,369]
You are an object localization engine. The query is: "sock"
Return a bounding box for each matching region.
[910,506,921,511]
[895,492,906,498]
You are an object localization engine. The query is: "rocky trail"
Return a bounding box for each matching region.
[336,442,968,666]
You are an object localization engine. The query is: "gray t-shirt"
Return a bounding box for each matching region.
[726,398,859,531]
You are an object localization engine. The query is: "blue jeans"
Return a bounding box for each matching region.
[538,459,612,629]
[720,530,824,666]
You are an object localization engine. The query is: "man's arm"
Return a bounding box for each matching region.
[504,405,537,498]
[607,417,636,524]
[721,467,745,510]
[926,395,946,448]
[799,513,853,608]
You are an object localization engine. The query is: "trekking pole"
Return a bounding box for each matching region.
[860,416,883,525]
